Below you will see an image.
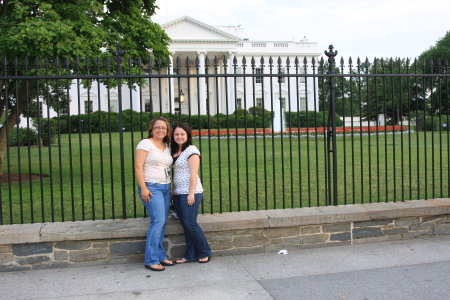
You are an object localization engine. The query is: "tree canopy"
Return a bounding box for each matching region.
[418,31,450,116]
[419,30,450,66]
[0,0,170,60]
[0,0,171,173]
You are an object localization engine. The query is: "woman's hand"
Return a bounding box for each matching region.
[141,187,153,203]
[187,193,195,206]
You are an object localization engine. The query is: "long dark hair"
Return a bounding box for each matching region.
[170,123,193,155]
[147,116,171,144]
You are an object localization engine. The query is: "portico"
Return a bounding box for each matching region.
[147,16,321,119]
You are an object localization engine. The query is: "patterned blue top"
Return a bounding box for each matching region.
[172,145,204,195]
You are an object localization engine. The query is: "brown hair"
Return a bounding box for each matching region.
[147,116,171,144]
[170,123,193,155]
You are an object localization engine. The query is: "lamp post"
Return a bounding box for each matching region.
[178,90,185,121]
[180,90,185,103]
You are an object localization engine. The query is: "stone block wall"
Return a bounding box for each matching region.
[201,215,450,256]
[1,199,449,271]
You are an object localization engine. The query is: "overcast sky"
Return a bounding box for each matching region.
[151,0,449,62]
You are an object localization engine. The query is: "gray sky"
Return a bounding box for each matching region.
[151,0,449,62]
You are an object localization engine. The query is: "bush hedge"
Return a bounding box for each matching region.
[284,111,343,127]
[8,127,39,146]
[415,112,450,131]
[51,107,275,133]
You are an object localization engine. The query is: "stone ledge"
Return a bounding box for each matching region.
[1,199,449,246]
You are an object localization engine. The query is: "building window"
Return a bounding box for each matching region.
[299,68,306,83]
[84,101,93,114]
[279,97,286,110]
[59,108,68,116]
[300,97,306,111]
[109,98,118,113]
[144,101,152,112]
[274,43,288,47]
[252,43,266,47]
[278,67,285,84]
[38,101,43,117]
[236,98,242,109]
[235,67,242,84]
[255,68,263,84]
[256,97,263,107]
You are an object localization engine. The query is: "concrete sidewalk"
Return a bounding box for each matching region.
[1,236,449,300]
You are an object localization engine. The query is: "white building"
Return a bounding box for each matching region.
[158,16,321,118]
[36,16,321,129]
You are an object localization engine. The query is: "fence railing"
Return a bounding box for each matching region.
[1,46,449,224]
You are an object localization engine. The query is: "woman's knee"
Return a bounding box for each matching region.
[150,215,166,228]
[181,219,198,231]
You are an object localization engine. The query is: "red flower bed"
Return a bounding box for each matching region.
[191,126,407,137]
[191,128,272,136]
[286,126,407,134]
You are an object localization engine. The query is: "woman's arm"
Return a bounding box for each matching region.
[134,149,153,203]
[187,154,200,206]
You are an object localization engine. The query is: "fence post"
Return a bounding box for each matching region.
[325,45,338,206]
[112,43,127,218]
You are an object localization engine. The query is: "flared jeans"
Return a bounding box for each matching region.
[139,182,171,266]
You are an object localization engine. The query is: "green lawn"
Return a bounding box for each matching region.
[1,130,449,224]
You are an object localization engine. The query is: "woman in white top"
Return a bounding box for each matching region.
[171,123,211,264]
[134,116,175,271]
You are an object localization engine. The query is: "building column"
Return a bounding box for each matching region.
[227,52,236,114]
[168,55,175,113]
[198,52,207,115]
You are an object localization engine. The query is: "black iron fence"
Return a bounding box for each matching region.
[1,45,449,224]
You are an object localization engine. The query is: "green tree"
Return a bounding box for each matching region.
[419,31,450,72]
[418,31,450,115]
[0,0,170,174]
[360,58,427,124]
[319,60,365,119]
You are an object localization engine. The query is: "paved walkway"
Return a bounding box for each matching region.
[1,236,450,300]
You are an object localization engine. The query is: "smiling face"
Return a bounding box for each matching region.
[151,120,169,141]
[173,126,188,147]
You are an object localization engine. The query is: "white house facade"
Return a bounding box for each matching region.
[157,16,321,119]
[35,16,321,130]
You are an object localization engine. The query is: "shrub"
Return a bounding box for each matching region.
[285,111,323,127]
[415,111,442,131]
[122,109,144,132]
[248,106,264,117]
[421,114,450,132]
[285,111,343,128]
[8,127,39,146]
[34,118,58,146]
[90,111,120,133]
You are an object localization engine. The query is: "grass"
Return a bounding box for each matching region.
[1,129,449,224]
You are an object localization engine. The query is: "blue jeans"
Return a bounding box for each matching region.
[139,182,171,266]
[173,193,211,261]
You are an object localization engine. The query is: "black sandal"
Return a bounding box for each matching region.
[160,260,175,266]
[175,258,191,264]
[198,255,211,263]
[145,264,165,271]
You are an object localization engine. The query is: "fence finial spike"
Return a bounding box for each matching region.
[324,45,338,74]
[324,45,338,59]
[111,43,127,74]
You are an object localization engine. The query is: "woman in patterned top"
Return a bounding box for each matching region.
[171,123,212,264]
[135,116,175,271]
